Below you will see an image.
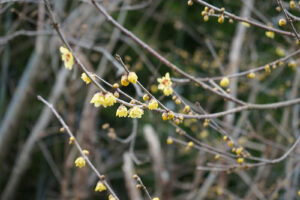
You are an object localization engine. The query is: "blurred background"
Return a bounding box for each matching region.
[0,0,300,199]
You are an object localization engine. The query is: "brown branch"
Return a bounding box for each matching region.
[194,0,299,38]
[37,95,119,199]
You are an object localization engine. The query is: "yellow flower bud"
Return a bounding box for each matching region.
[184,105,190,113]
[143,94,149,101]
[265,31,274,39]
[162,112,168,120]
[220,77,230,87]
[113,91,119,98]
[214,154,220,160]
[227,141,233,147]
[175,99,181,104]
[288,60,296,69]
[188,141,194,147]
[278,18,286,26]
[167,111,175,120]
[167,137,173,145]
[69,136,75,145]
[108,195,116,200]
[203,15,209,22]
[265,64,271,74]
[290,0,296,9]
[218,15,224,24]
[113,83,119,88]
[237,157,244,164]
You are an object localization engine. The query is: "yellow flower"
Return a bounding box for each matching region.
[108,195,116,200]
[81,73,94,84]
[94,181,107,192]
[121,75,130,86]
[82,150,89,155]
[167,111,174,120]
[90,92,105,107]
[220,77,229,87]
[298,190,300,196]
[157,73,173,96]
[247,72,256,79]
[235,147,243,155]
[148,99,158,110]
[128,106,144,118]
[152,198,160,200]
[128,72,138,84]
[162,112,168,120]
[116,105,128,117]
[60,46,74,70]
[103,92,116,107]
[187,0,193,6]
[75,156,86,168]
[163,87,173,96]
[265,31,274,39]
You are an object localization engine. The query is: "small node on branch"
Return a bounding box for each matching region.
[59,127,65,133]
[100,175,106,180]
[132,174,138,179]
[102,123,110,130]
